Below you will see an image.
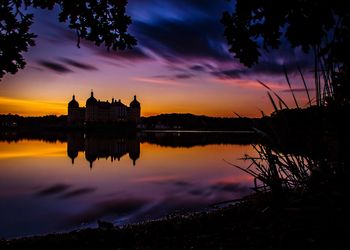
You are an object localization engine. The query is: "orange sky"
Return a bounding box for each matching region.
[0,74,308,118]
[0,78,283,118]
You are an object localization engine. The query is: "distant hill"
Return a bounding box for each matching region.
[0,114,67,128]
[141,113,254,131]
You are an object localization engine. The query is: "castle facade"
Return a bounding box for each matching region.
[68,91,141,124]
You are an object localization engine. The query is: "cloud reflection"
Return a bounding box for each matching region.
[59,187,96,199]
[64,198,149,226]
[35,183,96,199]
[36,183,71,196]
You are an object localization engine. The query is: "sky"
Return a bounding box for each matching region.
[0,0,315,117]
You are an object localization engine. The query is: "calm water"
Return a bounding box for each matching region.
[0,132,255,238]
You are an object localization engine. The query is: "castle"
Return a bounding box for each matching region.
[68,91,141,124]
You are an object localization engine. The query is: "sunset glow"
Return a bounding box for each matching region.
[0,0,313,118]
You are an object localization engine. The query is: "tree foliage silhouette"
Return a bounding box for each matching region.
[222,0,350,104]
[0,0,136,79]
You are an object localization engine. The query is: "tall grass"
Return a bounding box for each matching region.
[230,58,338,197]
[258,55,336,114]
[226,144,315,196]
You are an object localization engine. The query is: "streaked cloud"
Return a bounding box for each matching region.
[37,60,73,73]
[59,58,98,71]
[132,77,189,87]
[95,47,153,62]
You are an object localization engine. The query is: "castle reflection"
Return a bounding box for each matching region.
[0,129,255,168]
[67,134,140,168]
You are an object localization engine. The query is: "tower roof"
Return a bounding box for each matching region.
[86,91,97,106]
[68,95,79,108]
[130,95,140,108]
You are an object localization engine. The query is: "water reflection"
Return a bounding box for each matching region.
[0,131,256,239]
[67,134,140,167]
[65,131,255,167]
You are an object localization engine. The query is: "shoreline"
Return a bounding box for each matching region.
[1,196,245,241]
[1,192,348,249]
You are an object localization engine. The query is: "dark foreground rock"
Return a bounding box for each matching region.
[1,193,349,250]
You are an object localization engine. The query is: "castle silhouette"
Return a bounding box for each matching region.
[68,91,141,124]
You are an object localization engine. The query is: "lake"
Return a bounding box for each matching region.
[0,131,256,239]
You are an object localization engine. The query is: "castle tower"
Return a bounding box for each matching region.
[128,95,141,123]
[68,95,80,124]
[85,90,97,123]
